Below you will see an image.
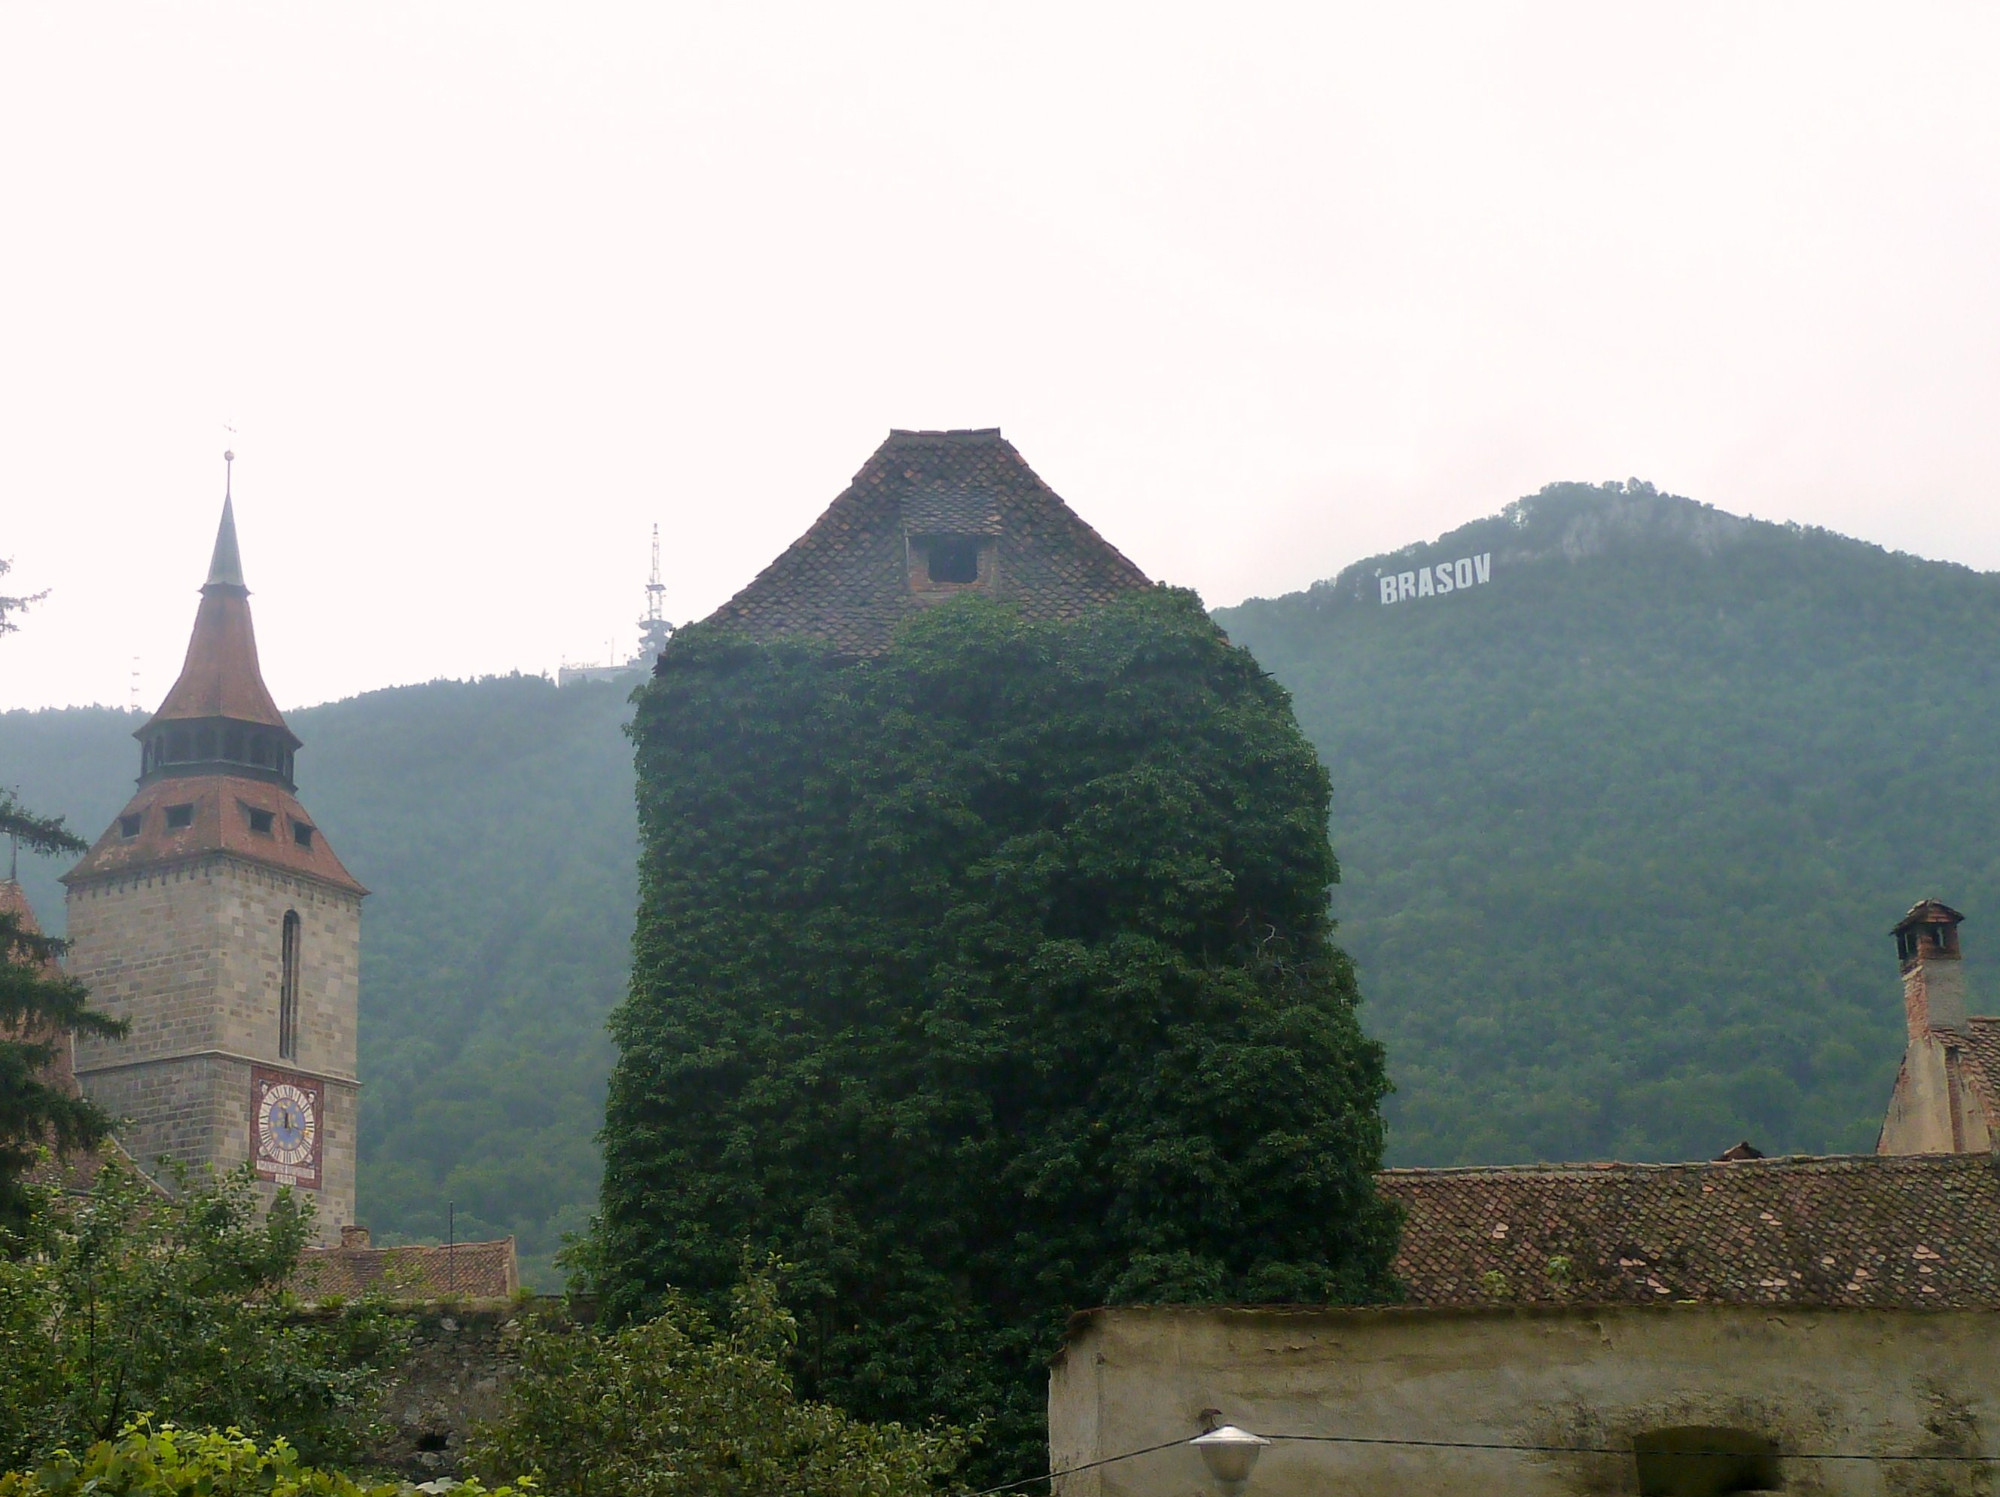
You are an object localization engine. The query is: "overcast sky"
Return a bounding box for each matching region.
[4,3,1998,712]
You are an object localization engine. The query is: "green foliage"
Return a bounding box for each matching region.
[0,1420,527,1497]
[0,1165,407,1471]
[596,588,1398,1484]
[470,1265,962,1497]
[1215,481,2000,1165]
[0,675,638,1288]
[0,573,125,1227]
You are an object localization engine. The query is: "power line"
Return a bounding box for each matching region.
[967,1430,2000,1495]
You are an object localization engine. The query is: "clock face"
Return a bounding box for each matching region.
[251,1068,323,1188]
[260,1083,316,1165]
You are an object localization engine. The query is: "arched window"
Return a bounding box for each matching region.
[279,910,302,1061]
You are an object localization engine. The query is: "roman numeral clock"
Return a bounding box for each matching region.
[254,1067,324,1189]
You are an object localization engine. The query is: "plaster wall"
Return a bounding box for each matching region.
[1050,1304,2000,1497]
[1880,1034,1993,1155]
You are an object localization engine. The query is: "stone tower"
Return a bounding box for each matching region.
[1877,898,2000,1154]
[63,488,364,1241]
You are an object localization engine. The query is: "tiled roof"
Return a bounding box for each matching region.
[1380,1153,2000,1309]
[64,774,363,893]
[1960,1017,2000,1133]
[294,1237,518,1302]
[149,582,293,734]
[701,429,1152,655]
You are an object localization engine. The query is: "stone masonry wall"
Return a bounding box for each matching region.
[68,854,361,1243]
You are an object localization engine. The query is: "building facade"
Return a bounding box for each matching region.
[64,493,364,1243]
[1050,904,2000,1496]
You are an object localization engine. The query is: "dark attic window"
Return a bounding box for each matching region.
[119,813,143,839]
[165,803,194,830]
[926,535,980,584]
[292,820,315,850]
[248,807,276,836]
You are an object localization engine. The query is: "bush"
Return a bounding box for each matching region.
[0,1420,527,1496]
[0,1164,407,1471]
[469,1265,962,1497]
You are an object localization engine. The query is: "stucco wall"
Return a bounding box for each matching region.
[1050,1304,2000,1496]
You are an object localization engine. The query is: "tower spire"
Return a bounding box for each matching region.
[207,452,246,590]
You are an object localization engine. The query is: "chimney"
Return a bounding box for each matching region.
[1893,899,1968,1037]
[340,1224,371,1250]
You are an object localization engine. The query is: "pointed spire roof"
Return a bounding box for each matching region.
[207,494,245,588]
[145,496,294,737]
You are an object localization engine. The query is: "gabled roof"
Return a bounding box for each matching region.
[1894,897,1965,935]
[146,498,294,737]
[1379,1153,2000,1310]
[63,774,365,894]
[701,429,1152,655]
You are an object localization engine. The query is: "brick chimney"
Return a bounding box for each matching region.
[1895,898,1967,1037]
[1879,898,1993,1154]
[340,1224,371,1250]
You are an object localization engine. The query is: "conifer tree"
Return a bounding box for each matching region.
[0,560,126,1227]
[596,588,1400,1484]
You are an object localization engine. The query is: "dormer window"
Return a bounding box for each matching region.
[119,813,143,838]
[926,536,980,584]
[292,820,314,850]
[165,803,194,830]
[248,807,275,836]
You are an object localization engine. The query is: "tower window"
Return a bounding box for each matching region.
[924,536,981,584]
[279,909,301,1060]
[119,813,143,838]
[165,803,194,830]
[248,807,275,836]
[292,821,315,850]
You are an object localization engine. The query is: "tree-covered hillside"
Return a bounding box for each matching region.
[0,675,636,1287]
[1216,482,2000,1165]
[10,483,2000,1282]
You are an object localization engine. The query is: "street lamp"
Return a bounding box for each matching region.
[1191,1423,1270,1495]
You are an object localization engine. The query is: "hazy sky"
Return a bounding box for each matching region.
[4,3,1998,712]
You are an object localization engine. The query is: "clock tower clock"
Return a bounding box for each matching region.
[63,465,363,1243]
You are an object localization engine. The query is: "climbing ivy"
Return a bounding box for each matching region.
[593,587,1399,1484]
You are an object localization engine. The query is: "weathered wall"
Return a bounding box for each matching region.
[366,1303,538,1480]
[1050,1304,2000,1496]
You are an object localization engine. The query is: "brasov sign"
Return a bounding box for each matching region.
[1378,553,1491,605]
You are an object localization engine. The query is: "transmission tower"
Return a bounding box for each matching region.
[636,523,675,663]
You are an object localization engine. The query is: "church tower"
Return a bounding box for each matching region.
[63,471,363,1242]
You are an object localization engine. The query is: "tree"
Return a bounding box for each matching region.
[0,557,125,1228]
[595,588,1400,1485]
[0,1164,408,1472]
[470,1265,963,1497]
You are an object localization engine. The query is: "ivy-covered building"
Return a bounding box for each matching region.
[703,426,1152,652]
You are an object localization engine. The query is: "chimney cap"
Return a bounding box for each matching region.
[1893,899,1966,937]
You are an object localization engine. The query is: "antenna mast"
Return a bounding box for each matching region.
[637,523,674,664]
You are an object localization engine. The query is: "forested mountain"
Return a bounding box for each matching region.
[1216,482,2000,1165]
[8,483,2000,1283]
[0,676,636,1287]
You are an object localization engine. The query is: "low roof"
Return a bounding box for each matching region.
[295,1236,518,1302]
[64,774,365,894]
[702,429,1151,655]
[1379,1152,2000,1310]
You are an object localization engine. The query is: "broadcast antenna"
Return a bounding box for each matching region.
[646,524,666,625]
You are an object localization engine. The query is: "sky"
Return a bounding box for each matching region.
[3,3,1998,712]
